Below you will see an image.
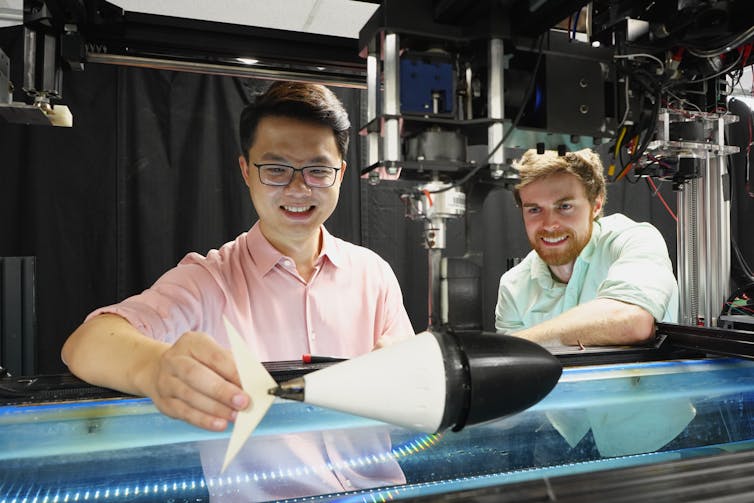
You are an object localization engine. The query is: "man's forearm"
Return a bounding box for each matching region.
[514,298,656,346]
[61,313,169,396]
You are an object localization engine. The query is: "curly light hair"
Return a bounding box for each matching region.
[513,148,607,218]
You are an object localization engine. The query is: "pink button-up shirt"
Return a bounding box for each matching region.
[88,222,415,359]
[87,223,414,501]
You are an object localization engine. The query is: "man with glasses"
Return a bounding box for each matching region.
[62,82,414,499]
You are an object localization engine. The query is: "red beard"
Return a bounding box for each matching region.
[531,219,593,266]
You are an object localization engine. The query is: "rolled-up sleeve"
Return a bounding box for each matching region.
[86,253,224,343]
[596,224,678,321]
[495,272,526,334]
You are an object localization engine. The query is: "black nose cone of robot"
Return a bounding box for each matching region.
[435,329,562,431]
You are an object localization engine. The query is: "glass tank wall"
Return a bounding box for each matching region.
[3,357,754,502]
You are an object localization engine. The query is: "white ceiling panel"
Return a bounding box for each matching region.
[0,0,23,28]
[110,0,378,39]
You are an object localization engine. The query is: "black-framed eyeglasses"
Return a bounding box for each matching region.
[253,163,341,188]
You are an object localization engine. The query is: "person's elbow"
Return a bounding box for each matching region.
[620,303,656,344]
[61,322,89,375]
[61,314,114,377]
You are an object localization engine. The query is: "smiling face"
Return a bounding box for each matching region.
[519,172,602,273]
[239,115,346,254]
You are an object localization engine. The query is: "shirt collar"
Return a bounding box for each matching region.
[580,218,603,263]
[320,226,343,268]
[531,252,557,289]
[246,222,341,274]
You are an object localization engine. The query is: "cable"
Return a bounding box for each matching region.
[664,51,744,95]
[614,53,666,75]
[619,76,631,127]
[615,135,638,181]
[733,107,754,197]
[732,237,754,280]
[610,56,664,184]
[590,51,670,189]
[628,89,662,166]
[692,51,743,84]
[686,25,754,58]
[427,162,486,194]
[572,9,581,41]
[665,89,703,114]
[721,281,754,318]
[608,126,628,179]
[645,177,678,222]
[646,153,676,171]
[727,303,754,316]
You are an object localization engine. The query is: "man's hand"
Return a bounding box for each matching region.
[62,314,251,432]
[140,331,251,432]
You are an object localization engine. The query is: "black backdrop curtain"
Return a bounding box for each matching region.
[3,62,738,375]
[724,98,754,293]
[0,64,365,374]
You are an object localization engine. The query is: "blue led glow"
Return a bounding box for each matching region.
[1,434,443,502]
[1,477,209,503]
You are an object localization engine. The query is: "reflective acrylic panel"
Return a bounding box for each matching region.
[3,357,754,502]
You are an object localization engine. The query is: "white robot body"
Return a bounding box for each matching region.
[303,331,446,432]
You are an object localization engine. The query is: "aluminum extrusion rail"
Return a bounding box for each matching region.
[657,322,754,360]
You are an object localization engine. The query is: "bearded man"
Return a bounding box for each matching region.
[495,148,679,347]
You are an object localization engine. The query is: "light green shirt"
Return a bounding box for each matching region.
[495,213,679,333]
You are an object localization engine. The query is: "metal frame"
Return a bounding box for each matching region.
[657,322,754,360]
[651,110,738,326]
[0,257,37,377]
[80,8,367,86]
[6,1,371,89]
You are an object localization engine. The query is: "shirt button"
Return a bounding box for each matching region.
[310,332,316,340]
[284,260,292,267]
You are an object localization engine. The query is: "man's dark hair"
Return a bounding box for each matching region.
[239,81,350,161]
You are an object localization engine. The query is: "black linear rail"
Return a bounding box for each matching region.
[0,360,331,405]
[82,10,364,72]
[657,322,754,360]
[29,0,367,83]
[7,324,751,405]
[0,341,708,405]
